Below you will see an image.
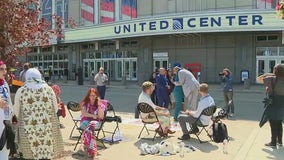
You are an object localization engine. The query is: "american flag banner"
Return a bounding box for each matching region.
[257,0,272,9]
[81,0,94,25]
[100,0,115,23]
[122,0,137,20]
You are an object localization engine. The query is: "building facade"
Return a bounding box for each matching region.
[28,0,284,84]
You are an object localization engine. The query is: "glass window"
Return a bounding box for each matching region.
[279,47,284,56]
[95,52,102,58]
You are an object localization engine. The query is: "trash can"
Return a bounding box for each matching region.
[78,67,83,85]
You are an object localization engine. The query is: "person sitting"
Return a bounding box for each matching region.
[178,83,215,140]
[138,81,175,137]
[80,88,107,159]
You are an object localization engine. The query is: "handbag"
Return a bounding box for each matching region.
[259,78,276,127]
[259,101,270,127]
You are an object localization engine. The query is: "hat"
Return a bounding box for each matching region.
[173,62,182,68]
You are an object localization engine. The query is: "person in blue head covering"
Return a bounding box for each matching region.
[173,62,199,112]
[172,62,184,121]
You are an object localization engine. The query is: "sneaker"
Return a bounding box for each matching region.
[265,142,276,147]
[278,142,283,147]
[178,135,190,140]
[229,113,234,117]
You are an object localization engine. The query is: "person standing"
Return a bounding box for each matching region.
[155,68,170,108]
[220,68,235,117]
[94,67,108,99]
[172,63,184,121]
[19,63,30,82]
[173,63,200,111]
[0,61,14,160]
[13,68,64,159]
[260,64,284,147]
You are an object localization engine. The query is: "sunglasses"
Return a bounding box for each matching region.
[0,68,7,71]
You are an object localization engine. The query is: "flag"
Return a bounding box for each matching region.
[81,0,94,25]
[100,0,114,23]
[122,0,137,20]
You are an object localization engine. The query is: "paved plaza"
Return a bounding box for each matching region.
[50,80,284,160]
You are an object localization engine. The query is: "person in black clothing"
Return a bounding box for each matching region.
[260,64,284,147]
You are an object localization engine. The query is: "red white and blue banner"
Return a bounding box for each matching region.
[81,0,95,25]
[122,0,137,20]
[100,0,115,23]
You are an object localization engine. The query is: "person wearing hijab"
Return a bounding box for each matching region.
[0,61,13,160]
[13,68,64,159]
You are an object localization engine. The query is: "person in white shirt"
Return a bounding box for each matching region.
[173,64,200,111]
[138,81,175,137]
[94,67,108,99]
[178,83,215,140]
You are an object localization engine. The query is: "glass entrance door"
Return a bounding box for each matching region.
[153,58,168,71]
[256,57,284,82]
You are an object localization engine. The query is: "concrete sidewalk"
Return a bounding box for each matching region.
[51,80,283,160]
[55,111,283,160]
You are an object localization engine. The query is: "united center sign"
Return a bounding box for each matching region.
[64,11,283,43]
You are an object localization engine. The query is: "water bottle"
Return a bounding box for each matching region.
[223,139,228,154]
[179,142,185,158]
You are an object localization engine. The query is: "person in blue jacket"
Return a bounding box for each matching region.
[220,68,235,117]
[155,68,170,108]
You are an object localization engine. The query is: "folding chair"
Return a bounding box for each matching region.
[137,102,162,141]
[191,105,217,143]
[73,106,108,151]
[66,101,81,139]
[101,102,122,143]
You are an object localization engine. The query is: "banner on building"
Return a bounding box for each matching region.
[122,0,137,20]
[100,0,115,23]
[81,0,94,25]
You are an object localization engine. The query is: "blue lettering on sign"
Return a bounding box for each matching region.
[225,16,236,26]
[200,17,209,27]
[211,17,221,27]
[252,15,263,25]
[113,14,264,34]
[160,21,168,29]
[239,15,248,25]
[187,18,196,27]
[149,21,156,30]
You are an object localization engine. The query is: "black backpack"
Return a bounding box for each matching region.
[212,121,228,143]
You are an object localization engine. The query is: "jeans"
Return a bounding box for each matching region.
[224,91,234,114]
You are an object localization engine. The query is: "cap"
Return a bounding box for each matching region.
[173,62,182,68]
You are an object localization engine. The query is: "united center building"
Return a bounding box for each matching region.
[27,0,284,84]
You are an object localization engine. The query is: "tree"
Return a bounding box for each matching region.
[0,0,76,66]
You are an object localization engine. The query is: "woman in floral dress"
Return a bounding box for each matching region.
[80,88,106,159]
[13,68,64,159]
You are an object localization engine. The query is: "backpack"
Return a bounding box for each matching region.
[212,121,228,143]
